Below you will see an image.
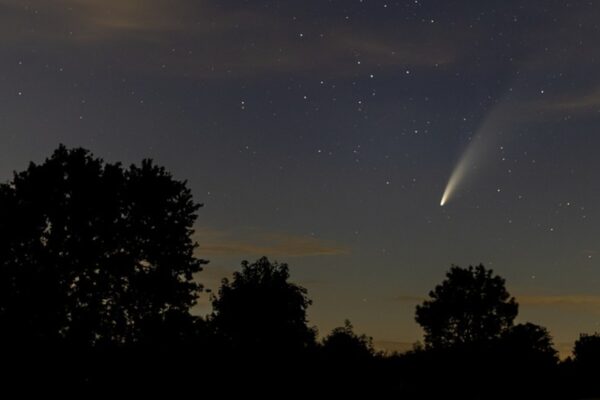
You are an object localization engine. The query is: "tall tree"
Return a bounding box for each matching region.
[211,257,316,354]
[415,264,518,348]
[0,145,206,348]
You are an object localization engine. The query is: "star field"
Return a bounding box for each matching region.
[1,0,600,355]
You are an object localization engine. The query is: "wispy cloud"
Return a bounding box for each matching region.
[535,86,600,113]
[0,0,462,79]
[518,294,600,310]
[194,227,348,258]
[391,292,600,310]
[0,0,211,42]
[390,294,425,303]
[392,293,600,309]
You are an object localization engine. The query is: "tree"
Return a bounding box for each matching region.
[321,319,375,362]
[500,322,558,363]
[573,332,600,364]
[571,333,600,398]
[210,257,316,354]
[573,332,600,369]
[494,322,559,388]
[0,145,206,348]
[415,264,518,348]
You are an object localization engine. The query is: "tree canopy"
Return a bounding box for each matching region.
[415,264,518,348]
[210,256,316,354]
[501,323,558,361]
[573,332,600,368]
[0,145,206,348]
[321,319,375,362]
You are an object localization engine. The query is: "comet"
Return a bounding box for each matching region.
[440,156,469,206]
[440,104,508,206]
[439,132,487,206]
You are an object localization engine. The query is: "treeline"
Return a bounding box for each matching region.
[0,146,598,398]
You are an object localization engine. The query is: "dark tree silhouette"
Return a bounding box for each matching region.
[0,145,206,349]
[415,264,518,348]
[316,321,390,396]
[564,332,600,398]
[401,268,565,400]
[321,319,375,362]
[500,322,558,363]
[494,322,559,395]
[211,257,316,355]
[393,323,561,400]
[573,332,600,367]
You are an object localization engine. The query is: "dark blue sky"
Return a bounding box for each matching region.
[2,0,600,355]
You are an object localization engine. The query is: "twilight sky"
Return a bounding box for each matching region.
[2,0,600,356]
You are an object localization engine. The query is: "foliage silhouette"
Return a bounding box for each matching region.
[321,319,375,362]
[391,323,561,399]
[210,256,316,356]
[403,266,566,399]
[415,264,518,349]
[500,322,558,363]
[494,323,560,397]
[570,332,600,398]
[573,332,600,367]
[1,147,598,397]
[0,145,206,349]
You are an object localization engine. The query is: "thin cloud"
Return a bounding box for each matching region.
[194,227,348,258]
[392,292,600,310]
[391,294,426,303]
[0,0,463,79]
[518,294,600,310]
[536,86,600,113]
[0,0,239,42]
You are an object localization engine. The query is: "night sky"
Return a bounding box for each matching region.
[2,0,600,356]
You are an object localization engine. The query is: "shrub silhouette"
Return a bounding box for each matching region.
[0,145,206,349]
[321,319,375,362]
[500,322,558,363]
